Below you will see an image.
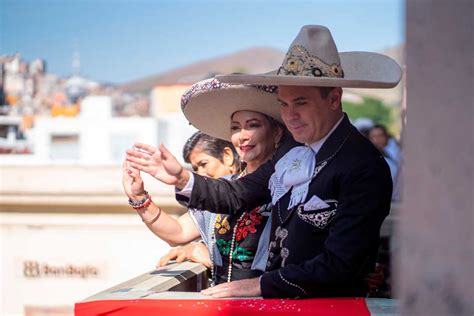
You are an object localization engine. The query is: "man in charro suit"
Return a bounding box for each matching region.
[126,25,402,298]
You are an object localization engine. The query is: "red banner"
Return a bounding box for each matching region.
[75,298,370,316]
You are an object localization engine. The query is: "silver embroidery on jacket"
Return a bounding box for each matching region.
[267,226,289,268]
[280,247,290,267]
[297,199,338,229]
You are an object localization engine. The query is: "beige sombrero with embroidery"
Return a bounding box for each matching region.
[181,78,282,141]
[217,25,402,88]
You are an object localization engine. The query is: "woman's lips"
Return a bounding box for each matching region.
[239,145,255,153]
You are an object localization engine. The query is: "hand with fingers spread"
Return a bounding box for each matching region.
[126,143,190,189]
[122,160,146,200]
[157,242,212,268]
[200,277,261,298]
[122,157,202,245]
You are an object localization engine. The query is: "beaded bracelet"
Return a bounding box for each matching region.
[128,191,151,209]
[133,197,152,210]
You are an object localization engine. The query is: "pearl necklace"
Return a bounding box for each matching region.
[209,170,247,286]
[209,206,247,285]
[227,212,246,283]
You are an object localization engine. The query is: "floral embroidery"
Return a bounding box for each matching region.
[267,226,289,269]
[235,207,263,241]
[297,200,338,229]
[212,205,268,276]
[216,239,232,256]
[233,245,253,262]
[280,247,290,267]
[277,45,344,78]
[216,239,253,262]
[215,214,231,235]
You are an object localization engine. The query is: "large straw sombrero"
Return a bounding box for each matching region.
[217,25,402,88]
[181,78,282,141]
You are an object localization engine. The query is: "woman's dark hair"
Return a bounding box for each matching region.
[183,131,241,171]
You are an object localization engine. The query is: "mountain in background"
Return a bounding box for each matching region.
[122,45,404,105]
[121,47,284,93]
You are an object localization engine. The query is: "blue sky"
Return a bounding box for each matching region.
[1,0,404,84]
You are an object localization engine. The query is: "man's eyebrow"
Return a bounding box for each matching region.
[277,96,307,103]
[292,96,308,102]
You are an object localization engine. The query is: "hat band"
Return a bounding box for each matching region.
[181,79,231,109]
[277,45,344,79]
[181,79,278,109]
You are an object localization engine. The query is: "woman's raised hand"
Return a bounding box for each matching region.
[122,160,146,200]
[126,143,189,188]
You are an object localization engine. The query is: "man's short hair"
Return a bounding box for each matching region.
[316,87,336,99]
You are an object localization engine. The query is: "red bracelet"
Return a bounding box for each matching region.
[129,193,152,210]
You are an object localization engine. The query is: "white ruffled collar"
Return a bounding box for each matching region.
[269,115,344,209]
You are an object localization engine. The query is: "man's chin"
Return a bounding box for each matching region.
[290,132,309,144]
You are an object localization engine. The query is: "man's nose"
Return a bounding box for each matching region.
[283,106,300,120]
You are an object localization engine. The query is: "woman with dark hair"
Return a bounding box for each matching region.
[122,131,239,262]
[182,131,240,178]
[123,79,285,285]
[154,131,241,270]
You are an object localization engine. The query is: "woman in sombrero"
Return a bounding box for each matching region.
[123,78,285,285]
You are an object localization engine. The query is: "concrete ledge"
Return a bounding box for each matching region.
[82,262,208,302]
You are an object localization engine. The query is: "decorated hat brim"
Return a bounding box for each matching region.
[182,83,282,141]
[216,52,402,88]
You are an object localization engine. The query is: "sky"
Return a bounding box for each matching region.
[0,0,404,84]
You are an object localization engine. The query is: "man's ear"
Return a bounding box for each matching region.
[329,87,343,110]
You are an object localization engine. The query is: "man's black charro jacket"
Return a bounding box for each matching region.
[181,114,392,298]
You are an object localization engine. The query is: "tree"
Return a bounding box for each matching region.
[343,97,400,136]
